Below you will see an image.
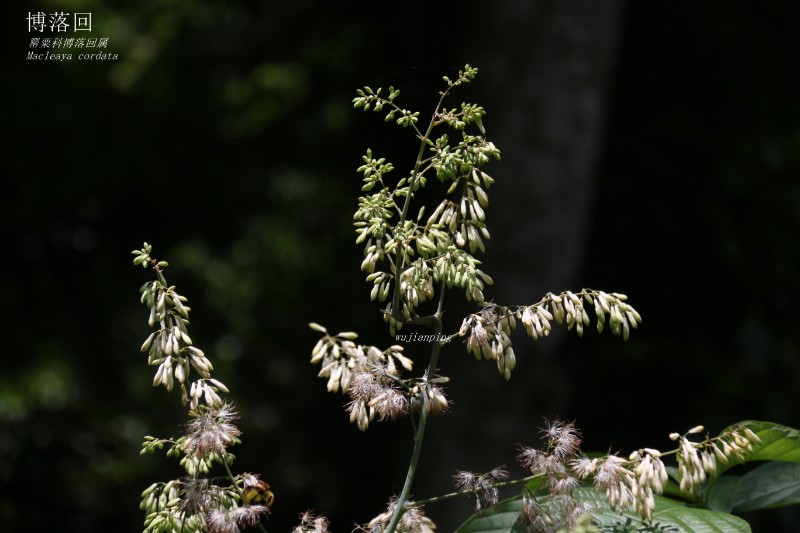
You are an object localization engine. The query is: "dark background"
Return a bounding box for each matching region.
[3,0,799,531]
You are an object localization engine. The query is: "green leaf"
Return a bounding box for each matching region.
[731,421,800,463]
[706,420,800,512]
[584,489,750,532]
[709,463,800,513]
[705,421,800,512]
[734,462,800,511]
[455,487,751,533]
[453,495,525,533]
[706,476,741,513]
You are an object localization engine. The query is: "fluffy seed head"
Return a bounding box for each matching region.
[183,403,241,459]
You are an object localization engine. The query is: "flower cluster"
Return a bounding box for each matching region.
[133,243,229,409]
[140,480,210,533]
[517,421,581,495]
[453,466,509,511]
[351,66,500,335]
[207,505,270,533]
[575,450,665,522]
[459,305,516,380]
[347,364,408,430]
[458,290,642,379]
[350,369,449,431]
[293,510,331,533]
[569,424,761,523]
[183,403,242,461]
[425,167,493,255]
[431,246,493,305]
[670,424,761,495]
[357,498,437,533]
[309,323,414,394]
[516,420,589,530]
[310,323,450,431]
[399,259,436,310]
[511,420,763,527]
[139,476,266,533]
[134,245,272,533]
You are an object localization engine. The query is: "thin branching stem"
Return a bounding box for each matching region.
[408,474,543,507]
[386,285,447,533]
[390,87,455,324]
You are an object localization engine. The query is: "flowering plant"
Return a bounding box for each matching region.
[133,245,272,533]
[132,65,800,533]
[306,65,800,532]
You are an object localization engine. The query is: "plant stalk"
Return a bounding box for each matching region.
[408,474,542,507]
[385,286,446,533]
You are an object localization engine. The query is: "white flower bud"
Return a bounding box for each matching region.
[153,364,165,387]
[310,339,327,364]
[308,322,327,333]
[175,362,185,384]
[171,334,180,356]
[140,332,155,353]
[209,378,229,393]
[742,428,761,446]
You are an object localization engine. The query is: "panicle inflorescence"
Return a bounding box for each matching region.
[565,423,761,523]
[669,424,761,496]
[133,243,230,409]
[458,290,641,380]
[513,420,761,525]
[309,323,449,431]
[351,66,500,336]
[313,67,653,532]
[580,451,663,522]
[134,244,272,533]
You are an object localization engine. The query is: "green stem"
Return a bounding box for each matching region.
[408,474,543,507]
[390,89,454,324]
[386,286,447,533]
[222,459,269,533]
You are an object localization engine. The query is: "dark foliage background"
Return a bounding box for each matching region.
[3,1,799,531]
